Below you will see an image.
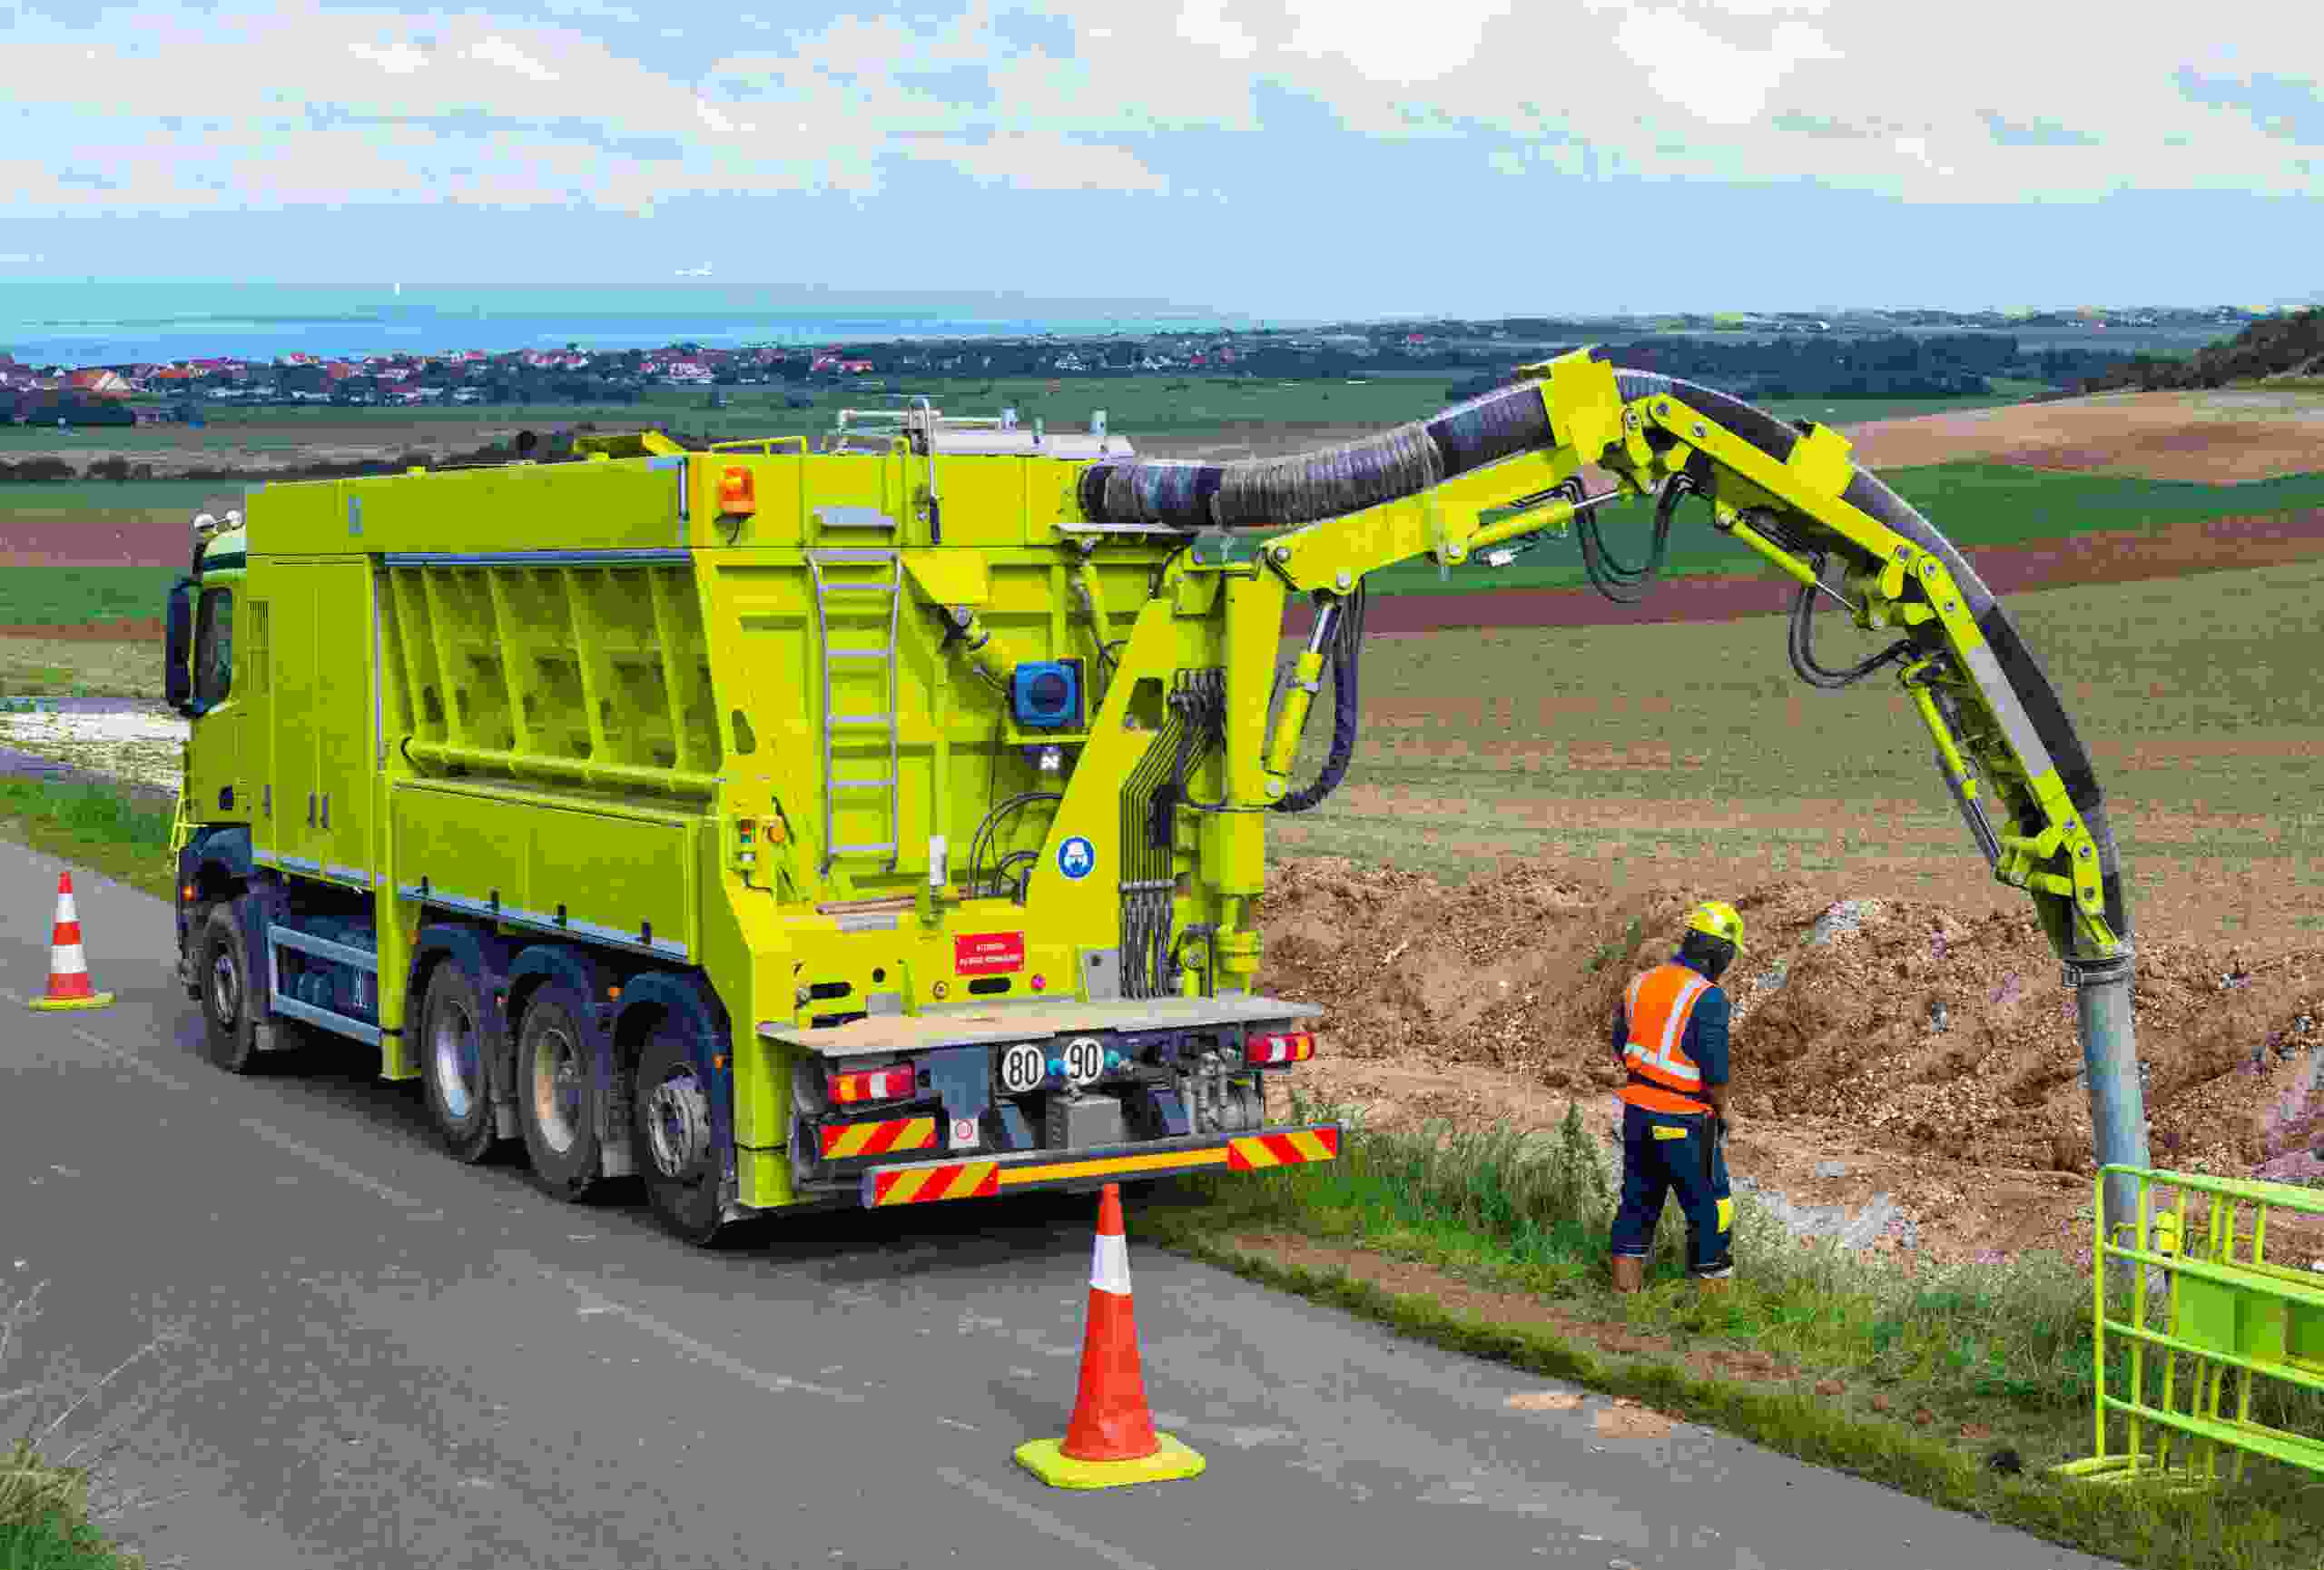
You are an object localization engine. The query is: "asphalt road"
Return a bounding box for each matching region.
[0,835,2126,1570]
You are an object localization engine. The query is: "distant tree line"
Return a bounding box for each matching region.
[1444,332,2143,403]
[2073,307,2324,392]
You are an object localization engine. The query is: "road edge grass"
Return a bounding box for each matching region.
[0,775,176,905]
[2,1285,171,1570]
[1136,1100,2324,1570]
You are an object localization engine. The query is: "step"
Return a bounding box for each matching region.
[813,507,899,530]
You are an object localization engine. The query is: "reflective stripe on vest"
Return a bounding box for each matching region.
[1621,963,1711,1113]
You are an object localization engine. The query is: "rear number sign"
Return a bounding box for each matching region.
[1000,1043,1047,1093]
[1064,1036,1106,1086]
[956,932,1025,976]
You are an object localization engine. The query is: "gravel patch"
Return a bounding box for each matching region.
[0,701,185,798]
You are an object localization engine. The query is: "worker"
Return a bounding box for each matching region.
[1608,901,1743,1293]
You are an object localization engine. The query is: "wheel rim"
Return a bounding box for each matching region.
[645,1065,711,1181]
[431,998,481,1122]
[530,1022,585,1154]
[209,947,241,1027]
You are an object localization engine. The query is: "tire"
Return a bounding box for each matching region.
[198,900,261,1073]
[419,959,499,1164]
[516,983,606,1202]
[633,1026,730,1247]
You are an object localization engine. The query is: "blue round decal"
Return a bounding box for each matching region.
[1057,835,1097,881]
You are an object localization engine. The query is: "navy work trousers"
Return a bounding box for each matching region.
[1608,1101,1733,1278]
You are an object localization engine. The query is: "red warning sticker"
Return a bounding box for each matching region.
[955,932,1026,976]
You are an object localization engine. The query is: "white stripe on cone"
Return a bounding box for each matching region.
[51,942,89,975]
[55,888,78,925]
[1089,1231,1132,1298]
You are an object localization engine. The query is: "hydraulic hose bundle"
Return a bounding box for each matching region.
[1271,581,1367,815]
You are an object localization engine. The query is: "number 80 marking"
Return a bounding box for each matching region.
[1000,1042,1047,1093]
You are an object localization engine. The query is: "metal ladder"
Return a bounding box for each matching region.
[807,548,903,875]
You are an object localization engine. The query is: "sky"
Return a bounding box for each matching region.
[1,0,2319,321]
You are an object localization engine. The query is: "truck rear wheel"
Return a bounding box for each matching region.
[634,1027,728,1247]
[198,901,261,1074]
[419,960,499,1165]
[517,983,606,1202]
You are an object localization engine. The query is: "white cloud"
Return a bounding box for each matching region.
[1178,0,1258,63]
[5,0,2318,223]
[894,133,1170,193]
[471,35,560,84]
[1279,0,1506,84]
[1608,7,1840,127]
[348,39,429,75]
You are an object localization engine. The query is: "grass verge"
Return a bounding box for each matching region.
[1138,1094,2324,1570]
[0,777,174,903]
[1,1288,182,1570]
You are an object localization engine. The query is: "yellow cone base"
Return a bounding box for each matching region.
[27,992,114,1012]
[1013,1431,1206,1490]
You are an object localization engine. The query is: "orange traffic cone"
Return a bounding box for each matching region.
[26,871,114,1012]
[1014,1183,1206,1489]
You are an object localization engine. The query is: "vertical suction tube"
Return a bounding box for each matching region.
[1078,355,2147,1234]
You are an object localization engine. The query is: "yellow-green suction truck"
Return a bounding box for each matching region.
[163,416,1342,1244]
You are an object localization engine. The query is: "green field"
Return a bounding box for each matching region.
[0,479,242,509]
[1368,460,2324,597]
[0,568,176,629]
[1269,556,2324,894]
[0,378,2057,459]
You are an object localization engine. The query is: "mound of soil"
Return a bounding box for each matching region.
[1254,855,2324,1265]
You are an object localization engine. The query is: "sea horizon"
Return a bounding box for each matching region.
[0,281,1294,369]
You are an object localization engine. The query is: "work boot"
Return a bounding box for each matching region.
[1694,1271,1733,1295]
[1610,1255,1645,1294]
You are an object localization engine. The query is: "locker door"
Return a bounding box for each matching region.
[310,560,379,886]
[267,564,322,874]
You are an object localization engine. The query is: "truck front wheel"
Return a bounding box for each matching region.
[517,983,606,1203]
[198,901,261,1073]
[634,1028,728,1247]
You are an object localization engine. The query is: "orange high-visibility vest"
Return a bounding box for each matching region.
[1620,962,1715,1115]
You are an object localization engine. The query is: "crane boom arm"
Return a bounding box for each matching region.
[1080,347,2127,971]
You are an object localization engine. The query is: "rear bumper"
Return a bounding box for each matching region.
[859,1122,1342,1208]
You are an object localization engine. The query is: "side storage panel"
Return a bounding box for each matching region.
[390,782,699,965]
[311,558,380,887]
[264,563,322,875]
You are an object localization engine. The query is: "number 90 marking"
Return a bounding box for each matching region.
[1064,1037,1106,1086]
[1000,1042,1047,1094]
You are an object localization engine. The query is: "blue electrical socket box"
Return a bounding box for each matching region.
[1011,659,1082,730]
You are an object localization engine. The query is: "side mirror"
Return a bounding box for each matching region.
[163,576,196,713]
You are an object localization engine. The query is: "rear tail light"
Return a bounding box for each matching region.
[830,1063,917,1104]
[1246,1030,1315,1066]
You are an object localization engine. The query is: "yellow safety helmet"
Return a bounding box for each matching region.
[1684,900,1746,953]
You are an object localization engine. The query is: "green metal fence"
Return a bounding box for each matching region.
[2054,1164,2324,1490]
